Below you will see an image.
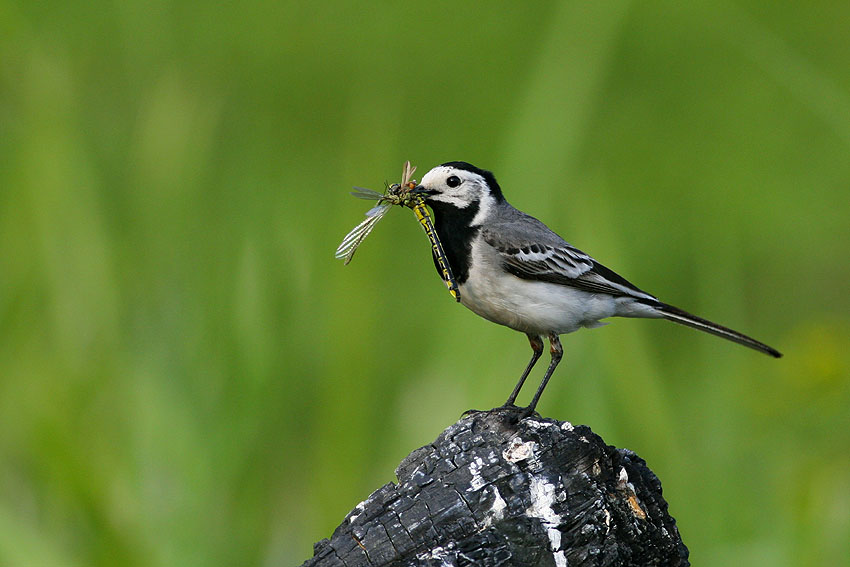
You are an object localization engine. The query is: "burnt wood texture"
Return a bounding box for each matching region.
[301,409,689,567]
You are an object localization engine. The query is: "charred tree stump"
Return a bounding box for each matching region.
[301,408,689,567]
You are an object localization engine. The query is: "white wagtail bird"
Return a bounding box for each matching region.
[410,161,781,416]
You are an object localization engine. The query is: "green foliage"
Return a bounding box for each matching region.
[1,1,849,565]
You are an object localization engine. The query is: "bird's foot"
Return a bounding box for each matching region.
[460,408,485,417]
[517,405,540,421]
[461,404,520,419]
[491,403,538,424]
[461,404,539,423]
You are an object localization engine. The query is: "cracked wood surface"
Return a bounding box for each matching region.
[300,409,689,567]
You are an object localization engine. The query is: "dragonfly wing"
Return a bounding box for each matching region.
[350,187,386,200]
[401,161,416,187]
[335,203,392,264]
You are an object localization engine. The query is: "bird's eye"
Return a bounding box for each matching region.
[446,175,461,188]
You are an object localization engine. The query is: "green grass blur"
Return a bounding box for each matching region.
[1,1,849,565]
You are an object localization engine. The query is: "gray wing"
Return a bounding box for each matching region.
[481,215,658,301]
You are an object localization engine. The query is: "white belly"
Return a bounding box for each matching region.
[460,273,617,334]
[458,238,653,335]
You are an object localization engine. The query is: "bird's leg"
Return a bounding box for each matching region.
[503,333,544,407]
[522,333,563,417]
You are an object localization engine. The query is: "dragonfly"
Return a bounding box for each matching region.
[335,161,461,302]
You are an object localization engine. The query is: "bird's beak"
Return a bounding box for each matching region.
[410,184,434,197]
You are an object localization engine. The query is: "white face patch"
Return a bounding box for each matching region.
[419,166,491,216]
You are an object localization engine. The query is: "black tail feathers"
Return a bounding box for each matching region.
[653,302,782,358]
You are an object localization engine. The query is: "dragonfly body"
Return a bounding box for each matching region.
[335,162,461,301]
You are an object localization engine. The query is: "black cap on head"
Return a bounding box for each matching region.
[440,161,504,201]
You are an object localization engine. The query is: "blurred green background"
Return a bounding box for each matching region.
[2,1,849,565]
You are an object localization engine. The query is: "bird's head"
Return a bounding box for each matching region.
[412,162,504,225]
